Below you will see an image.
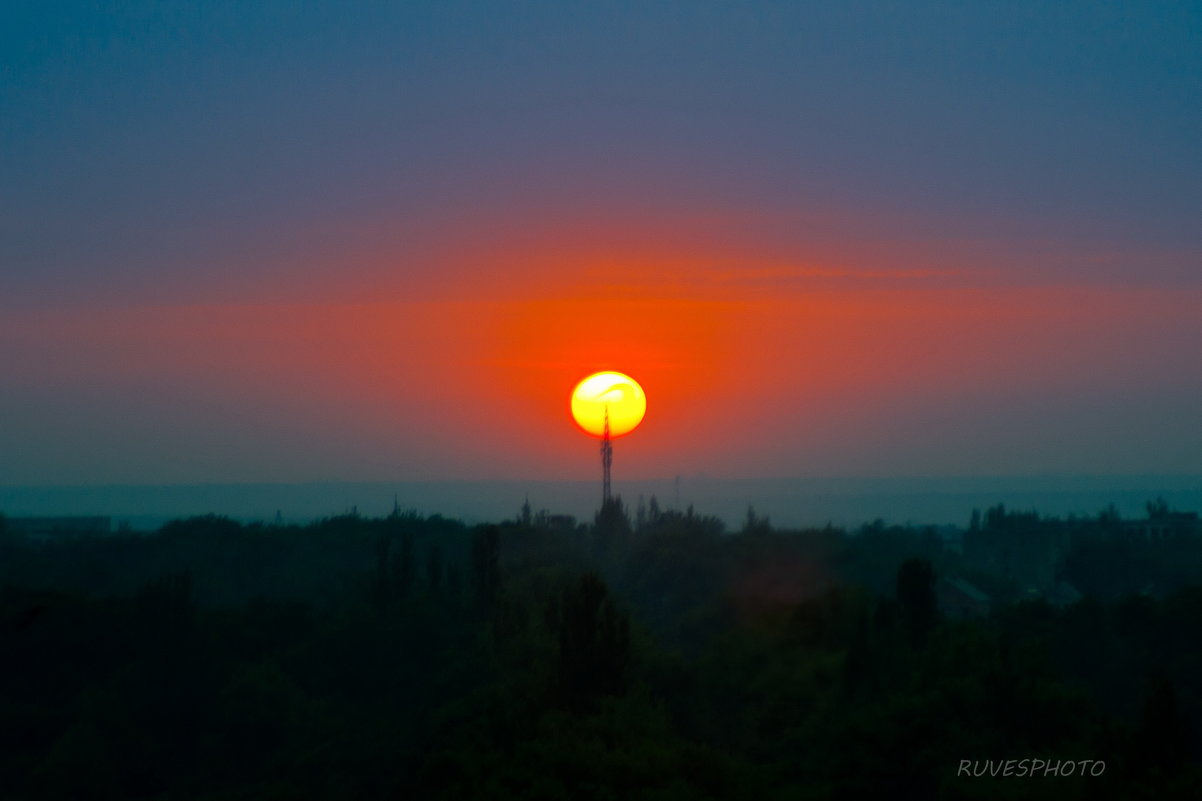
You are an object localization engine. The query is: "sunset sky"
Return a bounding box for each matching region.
[3,1,1200,488]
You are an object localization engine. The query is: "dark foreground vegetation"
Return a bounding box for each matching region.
[1,499,1200,799]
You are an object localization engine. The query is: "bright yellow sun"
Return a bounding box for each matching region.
[571,371,647,438]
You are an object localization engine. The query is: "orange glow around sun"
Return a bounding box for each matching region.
[571,371,646,438]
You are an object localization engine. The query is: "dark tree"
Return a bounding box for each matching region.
[426,544,444,595]
[373,535,391,611]
[1137,674,1192,774]
[1146,496,1170,518]
[556,572,630,710]
[471,525,501,613]
[446,565,462,606]
[895,557,937,647]
[393,531,417,600]
[742,505,771,534]
[137,570,195,641]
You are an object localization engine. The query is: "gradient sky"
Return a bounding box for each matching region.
[2,1,1200,486]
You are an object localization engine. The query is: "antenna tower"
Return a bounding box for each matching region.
[601,406,613,503]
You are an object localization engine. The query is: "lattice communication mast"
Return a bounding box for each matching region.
[601,406,613,504]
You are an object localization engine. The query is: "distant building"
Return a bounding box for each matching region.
[1045,580,1083,608]
[938,576,992,619]
[545,514,577,531]
[1122,512,1200,541]
[6,516,111,542]
[934,525,965,554]
[531,508,577,531]
[963,507,1068,592]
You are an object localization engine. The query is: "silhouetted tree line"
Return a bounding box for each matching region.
[0,500,1199,798]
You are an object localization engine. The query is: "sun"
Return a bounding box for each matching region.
[571,371,646,438]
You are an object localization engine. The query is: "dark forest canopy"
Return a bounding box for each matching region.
[1,499,1200,799]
